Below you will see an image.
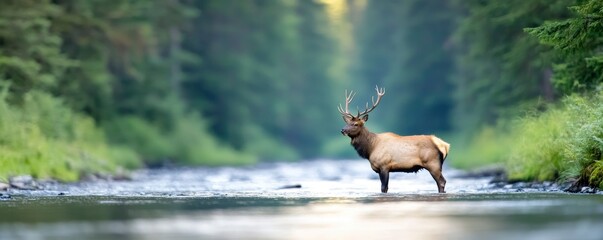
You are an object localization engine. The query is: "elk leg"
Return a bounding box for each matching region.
[438,175,447,193]
[428,167,446,193]
[379,170,389,193]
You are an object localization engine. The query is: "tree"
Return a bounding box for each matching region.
[451,0,575,133]
[182,0,338,159]
[355,0,455,134]
[526,0,603,94]
[0,0,70,101]
[280,0,339,157]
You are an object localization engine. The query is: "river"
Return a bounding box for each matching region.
[1,159,602,240]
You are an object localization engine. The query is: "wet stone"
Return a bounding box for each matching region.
[10,175,33,183]
[0,193,10,200]
[277,184,302,189]
[580,187,597,194]
[513,182,528,189]
[9,175,39,190]
[0,182,9,191]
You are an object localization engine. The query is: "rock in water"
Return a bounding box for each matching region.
[9,175,38,190]
[0,193,10,199]
[0,182,9,191]
[580,187,596,194]
[277,184,302,189]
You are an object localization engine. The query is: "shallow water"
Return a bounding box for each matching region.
[1,160,602,240]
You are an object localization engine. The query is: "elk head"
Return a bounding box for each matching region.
[338,86,385,137]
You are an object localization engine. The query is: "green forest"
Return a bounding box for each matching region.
[0,0,602,189]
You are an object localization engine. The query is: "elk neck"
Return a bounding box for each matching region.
[350,127,377,160]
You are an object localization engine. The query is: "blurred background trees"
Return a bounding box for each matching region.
[1,0,603,185]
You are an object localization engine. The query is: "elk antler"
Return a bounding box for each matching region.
[338,90,356,118]
[338,86,385,119]
[357,85,385,118]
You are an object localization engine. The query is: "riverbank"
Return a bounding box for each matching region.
[0,91,258,184]
[452,93,603,192]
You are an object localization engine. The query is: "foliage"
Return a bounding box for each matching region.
[455,93,603,188]
[0,0,343,174]
[355,0,455,134]
[448,0,603,189]
[507,94,603,188]
[0,0,71,101]
[2,0,603,190]
[561,94,603,188]
[505,107,569,181]
[526,0,603,94]
[0,90,140,182]
[182,0,338,159]
[450,0,574,133]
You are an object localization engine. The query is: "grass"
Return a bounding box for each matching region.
[452,93,603,189]
[505,107,569,181]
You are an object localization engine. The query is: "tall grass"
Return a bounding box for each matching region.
[0,90,140,182]
[452,93,603,189]
[505,107,569,181]
[561,94,603,189]
[507,94,603,189]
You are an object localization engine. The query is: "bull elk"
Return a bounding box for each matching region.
[338,86,450,193]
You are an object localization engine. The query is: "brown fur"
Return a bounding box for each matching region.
[342,116,450,193]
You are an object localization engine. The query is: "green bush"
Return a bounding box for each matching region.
[505,108,569,181]
[104,116,174,164]
[561,94,603,188]
[0,90,140,182]
[456,93,603,189]
[105,113,256,166]
[452,94,603,188]
[508,94,603,188]
[170,113,256,165]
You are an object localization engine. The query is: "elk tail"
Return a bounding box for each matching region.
[430,136,450,165]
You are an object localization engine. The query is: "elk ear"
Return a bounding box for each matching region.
[361,114,369,122]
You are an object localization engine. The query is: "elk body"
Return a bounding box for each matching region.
[339,86,450,193]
